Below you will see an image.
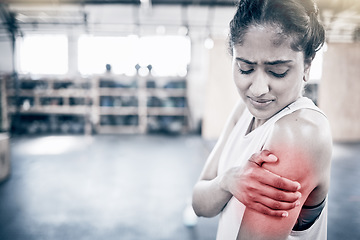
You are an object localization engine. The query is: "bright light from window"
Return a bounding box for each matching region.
[309,47,324,81]
[138,36,191,77]
[78,35,139,75]
[19,35,68,75]
[78,35,191,77]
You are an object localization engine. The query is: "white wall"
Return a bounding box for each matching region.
[0,40,13,74]
[201,37,239,140]
[186,37,207,131]
[319,42,360,142]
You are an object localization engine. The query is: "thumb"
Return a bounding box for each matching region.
[261,150,278,163]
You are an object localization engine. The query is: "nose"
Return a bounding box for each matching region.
[249,72,270,97]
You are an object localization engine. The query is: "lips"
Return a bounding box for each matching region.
[248,97,274,108]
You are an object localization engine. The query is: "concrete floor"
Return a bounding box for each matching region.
[0,134,359,240]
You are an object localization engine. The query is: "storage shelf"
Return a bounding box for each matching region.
[96,125,139,134]
[99,106,138,115]
[146,88,186,97]
[5,75,189,134]
[7,89,92,97]
[147,107,186,116]
[99,88,138,96]
[8,106,92,115]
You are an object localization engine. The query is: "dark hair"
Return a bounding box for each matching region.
[229,0,325,63]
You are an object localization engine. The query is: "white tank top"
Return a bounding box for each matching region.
[216,97,328,240]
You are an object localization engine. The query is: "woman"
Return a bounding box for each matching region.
[192,0,332,239]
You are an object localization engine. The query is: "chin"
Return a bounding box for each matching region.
[246,103,280,121]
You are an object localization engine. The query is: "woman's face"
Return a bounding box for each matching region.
[232,25,310,126]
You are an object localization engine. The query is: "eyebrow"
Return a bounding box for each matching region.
[236,57,293,65]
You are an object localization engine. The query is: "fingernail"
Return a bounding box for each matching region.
[297,192,302,198]
[282,212,288,217]
[296,183,301,190]
[295,201,300,207]
[268,154,278,161]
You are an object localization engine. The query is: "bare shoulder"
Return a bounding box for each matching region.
[272,108,332,157]
[263,108,332,189]
[237,108,333,239]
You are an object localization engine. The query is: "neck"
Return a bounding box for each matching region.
[248,117,266,133]
[252,118,266,130]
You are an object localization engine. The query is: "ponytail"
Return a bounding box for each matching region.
[303,8,325,63]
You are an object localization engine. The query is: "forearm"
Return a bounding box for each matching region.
[192,176,232,218]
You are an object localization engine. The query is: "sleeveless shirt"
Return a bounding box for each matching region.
[216,97,328,240]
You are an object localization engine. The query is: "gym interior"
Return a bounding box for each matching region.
[0,1,359,239]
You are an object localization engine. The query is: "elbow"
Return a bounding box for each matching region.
[192,193,219,218]
[192,202,217,218]
[192,199,212,217]
[191,201,202,217]
[191,192,205,217]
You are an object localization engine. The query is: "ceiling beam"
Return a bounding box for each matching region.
[317,0,360,14]
[1,0,235,7]
[0,4,22,38]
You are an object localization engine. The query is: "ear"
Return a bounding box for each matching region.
[303,62,312,82]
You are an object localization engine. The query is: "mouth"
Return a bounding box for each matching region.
[248,97,274,108]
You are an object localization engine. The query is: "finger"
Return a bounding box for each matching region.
[260,150,278,163]
[250,178,302,203]
[257,194,301,211]
[249,150,278,167]
[248,202,290,218]
[248,152,263,167]
[253,182,302,203]
[257,168,301,192]
[267,188,302,203]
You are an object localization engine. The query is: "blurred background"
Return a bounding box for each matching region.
[0,0,359,239]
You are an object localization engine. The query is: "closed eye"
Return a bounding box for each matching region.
[269,70,288,78]
[239,69,254,75]
[236,61,254,75]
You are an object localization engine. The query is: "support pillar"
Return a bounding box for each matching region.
[318,43,360,142]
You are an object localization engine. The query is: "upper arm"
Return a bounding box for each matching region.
[198,99,245,181]
[237,110,332,240]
